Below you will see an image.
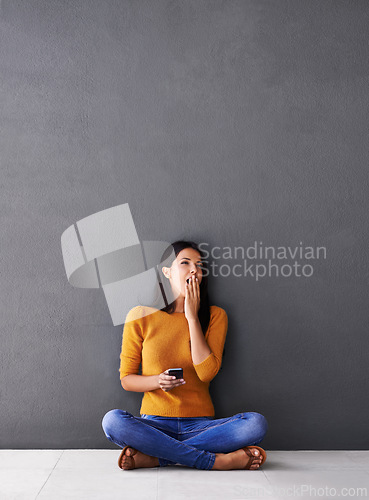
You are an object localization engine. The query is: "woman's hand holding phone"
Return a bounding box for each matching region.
[157,369,186,392]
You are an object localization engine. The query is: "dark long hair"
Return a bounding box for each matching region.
[159,240,211,335]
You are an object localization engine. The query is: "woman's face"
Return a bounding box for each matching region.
[162,247,203,298]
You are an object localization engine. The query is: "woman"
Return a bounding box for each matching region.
[102,240,268,471]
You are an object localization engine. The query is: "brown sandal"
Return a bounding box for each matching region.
[118,446,136,469]
[242,445,267,469]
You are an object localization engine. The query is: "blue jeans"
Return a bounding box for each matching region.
[102,410,268,470]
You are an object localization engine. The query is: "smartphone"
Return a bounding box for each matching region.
[168,368,183,379]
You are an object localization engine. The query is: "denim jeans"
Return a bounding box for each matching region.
[102,410,268,470]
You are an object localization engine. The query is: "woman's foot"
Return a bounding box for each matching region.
[118,446,160,470]
[212,447,265,470]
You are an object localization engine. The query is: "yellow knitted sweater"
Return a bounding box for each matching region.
[119,305,228,417]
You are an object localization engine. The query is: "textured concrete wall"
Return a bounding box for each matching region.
[1,0,368,449]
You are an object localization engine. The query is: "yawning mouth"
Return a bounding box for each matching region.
[186,277,197,284]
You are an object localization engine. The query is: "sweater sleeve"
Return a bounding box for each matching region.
[193,307,228,383]
[119,306,144,379]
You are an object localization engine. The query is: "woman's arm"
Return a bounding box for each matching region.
[121,371,186,392]
[185,277,211,364]
[187,317,211,364]
[184,277,228,382]
[190,309,228,383]
[121,374,159,392]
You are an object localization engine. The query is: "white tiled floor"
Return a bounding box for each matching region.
[0,450,368,500]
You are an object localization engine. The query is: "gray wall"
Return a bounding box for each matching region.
[1,0,368,450]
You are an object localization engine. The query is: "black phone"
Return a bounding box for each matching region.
[168,368,183,379]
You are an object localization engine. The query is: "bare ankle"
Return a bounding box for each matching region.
[212,453,230,470]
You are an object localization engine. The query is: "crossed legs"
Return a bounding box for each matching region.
[102,410,268,471]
